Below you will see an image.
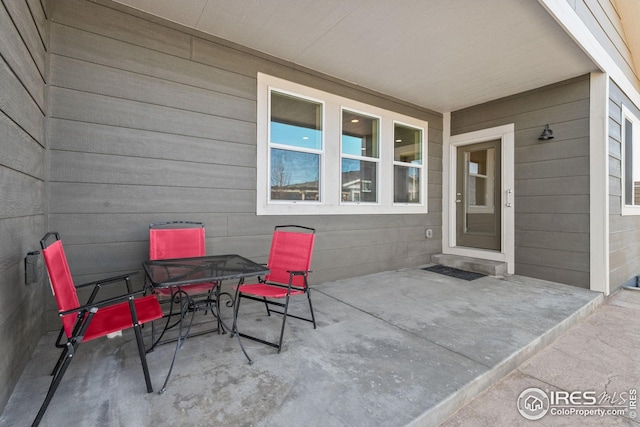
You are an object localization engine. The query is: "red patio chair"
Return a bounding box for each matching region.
[233,225,317,353]
[148,221,222,340]
[148,221,218,298]
[34,232,163,427]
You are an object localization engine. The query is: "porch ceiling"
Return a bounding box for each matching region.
[109,0,598,112]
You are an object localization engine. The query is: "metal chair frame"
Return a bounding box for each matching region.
[233,225,317,353]
[34,232,162,427]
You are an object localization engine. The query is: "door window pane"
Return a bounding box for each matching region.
[394,166,420,203]
[467,148,494,208]
[270,149,320,201]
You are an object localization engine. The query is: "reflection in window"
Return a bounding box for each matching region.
[270,92,322,150]
[394,166,420,203]
[270,149,320,201]
[341,159,377,202]
[341,110,379,203]
[394,123,422,163]
[394,123,423,203]
[269,91,323,202]
[342,111,379,157]
[468,148,493,208]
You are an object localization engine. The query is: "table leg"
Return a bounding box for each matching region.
[228,277,253,364]
[159,288,195,394]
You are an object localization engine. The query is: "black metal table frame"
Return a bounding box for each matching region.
[142,255,269,393]
[147,282,227,350]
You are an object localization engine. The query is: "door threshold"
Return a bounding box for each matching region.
[431,253,508,277]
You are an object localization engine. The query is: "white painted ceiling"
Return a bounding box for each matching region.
[110,0,599,112]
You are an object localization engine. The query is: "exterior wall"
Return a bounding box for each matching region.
[608,80,640,291]
[46,0,442,328]
[566,0,640,92]
[0,0,48,412]
[451,76,591,288]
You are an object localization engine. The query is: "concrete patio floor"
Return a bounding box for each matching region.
[441,288,640,426]
[0,266,603,427]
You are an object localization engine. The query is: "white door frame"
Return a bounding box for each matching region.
[442,115,515,274]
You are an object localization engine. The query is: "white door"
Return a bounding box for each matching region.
[444,123,515,274]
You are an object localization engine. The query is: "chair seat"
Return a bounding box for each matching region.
[238,282,305,299]
[84,295,163,342]
[153,282,217,297]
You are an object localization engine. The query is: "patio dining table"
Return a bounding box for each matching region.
[142,254,269,393]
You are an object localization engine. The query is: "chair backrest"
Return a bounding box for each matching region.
[149,221,206,260]
[40,233,81,338]
[265,225,315,288]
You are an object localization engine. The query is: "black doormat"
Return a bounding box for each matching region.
[422,265,486,281]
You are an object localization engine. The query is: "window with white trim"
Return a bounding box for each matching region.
[394,122,423,203]
[269,91,323,202]
[622,104,640,215]
[257,73,428,215]
[341,109,379,203]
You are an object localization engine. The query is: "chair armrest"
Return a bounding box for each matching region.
[59,289,146,317]
[286,270,312,275]
[76,272,139,305]
[76,272,139,289]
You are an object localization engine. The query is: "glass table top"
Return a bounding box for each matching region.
[142,254,269,288]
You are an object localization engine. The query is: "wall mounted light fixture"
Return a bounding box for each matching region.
[538,124,554,140]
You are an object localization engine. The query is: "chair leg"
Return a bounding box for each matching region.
[50,345,68,378]
[306,289,317,329]
[133,322,154,393]
[32,343,75,427]
[276,295,291,353]
[50,328,68,376]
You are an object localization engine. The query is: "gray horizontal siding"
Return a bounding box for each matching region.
[49,86,256,144]
[0,0,47,413]
[48,119,256,167]
[46,0,443,331]
[452,75,591,288]
[49,183,255,214]
[608,80,640,291]
[567,0,640,91]
[49,151,255,190]
[50,55,257,122]
[0,3,45,109]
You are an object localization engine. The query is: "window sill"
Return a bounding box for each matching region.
[621,205,640,216]
[257,202,428,216]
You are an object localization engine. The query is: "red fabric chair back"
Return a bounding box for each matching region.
[42,240,81,338]
[149,228,205,260]
[265,229,315,288]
